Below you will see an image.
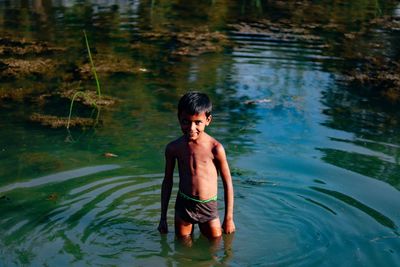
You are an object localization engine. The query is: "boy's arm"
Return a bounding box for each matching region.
[158,144,175,234]
[215,143,235,234]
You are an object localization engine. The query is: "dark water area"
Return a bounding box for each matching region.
[1,1,400,266]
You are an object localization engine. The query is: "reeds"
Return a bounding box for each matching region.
[83,30,101,97]
[67,30,101,129]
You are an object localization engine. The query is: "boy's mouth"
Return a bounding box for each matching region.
[188,131,198,138]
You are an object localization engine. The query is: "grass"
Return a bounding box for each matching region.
[83,30,101,97]
[66,90,99,129]
[67,31,102,129]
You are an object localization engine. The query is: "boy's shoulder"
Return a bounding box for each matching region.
[205,132,221,144]
[167,136,185,145]
[165,136,185,152]
[204,133,226,154]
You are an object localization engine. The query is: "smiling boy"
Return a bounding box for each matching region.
[158,91,235,239]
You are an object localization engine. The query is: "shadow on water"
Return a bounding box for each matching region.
[310,186,397,230]
[317,147,400,189]
[320,81,400,189]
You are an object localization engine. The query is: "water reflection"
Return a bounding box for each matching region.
[320,82,400,189]
[318,147,400,189]
[160,233,235,266]
[311,186,397,230]
[1,0,400,266]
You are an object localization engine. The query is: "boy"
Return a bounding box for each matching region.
[158,91,235,239]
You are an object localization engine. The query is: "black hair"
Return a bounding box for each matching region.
[177,91,212,118]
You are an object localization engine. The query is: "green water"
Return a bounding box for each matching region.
[1,1,400,266]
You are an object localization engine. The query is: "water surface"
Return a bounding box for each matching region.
[1,1,399,266]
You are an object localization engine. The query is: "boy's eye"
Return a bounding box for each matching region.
[180,119,203,126]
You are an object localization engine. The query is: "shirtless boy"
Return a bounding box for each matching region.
[158,91,235,239]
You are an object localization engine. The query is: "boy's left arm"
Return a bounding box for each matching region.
[215,143,236,234]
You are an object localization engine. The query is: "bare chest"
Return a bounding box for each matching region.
[178,144,215,171]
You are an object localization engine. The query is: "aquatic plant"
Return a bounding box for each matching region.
[31,112,97,129]
[66,90,100,129]
[67,31,102,129]
[83,30,101,97]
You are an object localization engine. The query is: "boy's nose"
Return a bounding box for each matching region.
[190,122,196,131]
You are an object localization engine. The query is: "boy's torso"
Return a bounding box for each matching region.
[172,134,219,200]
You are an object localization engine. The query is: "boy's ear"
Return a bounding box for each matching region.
[206,115,212,125]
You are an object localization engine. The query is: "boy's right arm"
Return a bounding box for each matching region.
[158,144,175,234]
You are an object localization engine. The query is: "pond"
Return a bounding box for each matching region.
[0,1,399,266]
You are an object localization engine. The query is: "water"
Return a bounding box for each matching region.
[1,1,400,266]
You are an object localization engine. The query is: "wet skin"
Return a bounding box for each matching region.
[158,111,235,239]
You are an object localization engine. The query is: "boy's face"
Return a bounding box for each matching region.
[178,111,211,141]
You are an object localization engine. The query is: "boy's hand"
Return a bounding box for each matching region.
[222,218,235,234]
[158,219,168,234]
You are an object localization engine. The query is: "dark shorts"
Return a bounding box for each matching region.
[175,192,219,224]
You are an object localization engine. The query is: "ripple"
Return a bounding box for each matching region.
[0,164,120,194]
[310,186,397,230]
[0,169,165,266]
[233,176,399,266]
[229,31,341,70]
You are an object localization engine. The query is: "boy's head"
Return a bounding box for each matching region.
[177,92,212,141]
[177,91,212,118]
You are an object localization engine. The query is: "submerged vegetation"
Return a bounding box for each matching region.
[136,26,231,56]
[0,58,56,79]
[0,37,65,56]
[29,113,98,129]
[66,31,104,129]
[0,31,118,129]
[0,2,399,266]
[61,89,116,108]
[227,11,400,104]
[0,0,399,126]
